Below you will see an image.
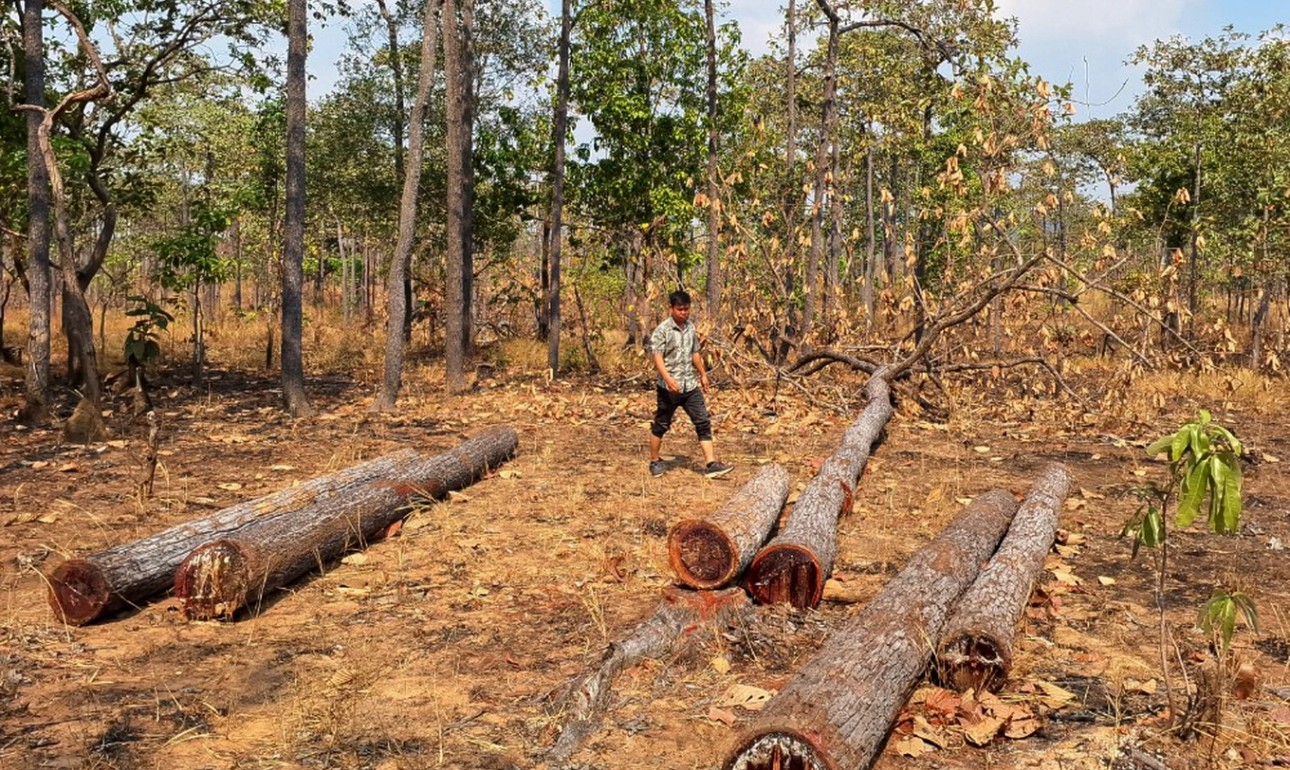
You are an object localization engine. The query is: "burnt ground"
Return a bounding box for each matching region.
[2,358,1289,770]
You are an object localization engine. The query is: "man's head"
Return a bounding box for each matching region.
[668,289,692,325]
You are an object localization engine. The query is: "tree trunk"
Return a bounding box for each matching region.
[668,464,789,589]
[801,6,838,343]
[935,463,1070,694]
[545,0,572,375]
[862,130,876,326]
[47,448,424,625]
[175,427,518,620]
[373,0,444,412]
[723,489,1020,770]
[703,0,722,323]
[280,0,312,417]
[459,0,476,359]
[549,586,749,763]
[19,0,51,425]
[443,0,469,392]
[746,374,891,609]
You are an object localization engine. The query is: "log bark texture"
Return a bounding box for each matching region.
[936,462,1071,693]
[724,489,1019,770]
[47,448,423,625]
[549,586,749,762]
[745,374,891,608]
[175,427,518,620]
[668,464,790,589]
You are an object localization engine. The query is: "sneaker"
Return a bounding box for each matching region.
[649,459,667,477]
[703,461,734,479]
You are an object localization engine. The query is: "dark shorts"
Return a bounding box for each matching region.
[650,386,712,441]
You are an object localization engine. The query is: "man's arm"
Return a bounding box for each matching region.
[692,351,710,394]
[654,351,680,392]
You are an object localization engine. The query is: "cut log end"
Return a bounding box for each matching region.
[175,540,256,621]
[746,545,823,609]
[667,519,738,588]
[725,730,835,770]
[47,559,111,626]
[937,633,1008,694]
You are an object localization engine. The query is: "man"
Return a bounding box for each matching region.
[647,290,733,478]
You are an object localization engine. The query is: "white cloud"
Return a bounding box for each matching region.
[994,0,1198,47]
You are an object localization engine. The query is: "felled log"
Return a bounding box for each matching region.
[175,426,518,620]
[47,448,423,625]
[668,464,790,589]
[548,586,749,762]
[936,463,1071,693]
[745,374,892,609]
[723,489,1019,770]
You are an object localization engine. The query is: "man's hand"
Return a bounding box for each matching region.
[665,376,681,393]
[699,373,710,394]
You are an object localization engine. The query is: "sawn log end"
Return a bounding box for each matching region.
[175,539,257,621]
[746,544,824,610]
[47,559,111,626]
[667,519,739,589]
[725,728,837,770]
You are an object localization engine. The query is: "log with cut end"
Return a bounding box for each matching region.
[936,463,1072,693]
[175,427,518,620]
[724,489,1019,770]
[47,448,423,625]
[668,464,790,589]
[549,586,749,762]
[745,374,892,609]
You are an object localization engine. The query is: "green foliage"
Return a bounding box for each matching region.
[1199,589,1259,651]
[122,295,174,364]
[1143,409,1244,534]
[152,204,232,292]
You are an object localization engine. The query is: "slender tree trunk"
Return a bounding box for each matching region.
[233,215,243,311]
[862,129,876,326]
[779,0,798,360]
[281,0,312,416]
[373,0,443,411]
[443,0,469,392]
[1187,141,1202,328]
[703,0,722,324]
[460,0,476,359]
[802,5,838,344]
[545,0,572,375]
[375,0,415,343]
[19,0,51,424]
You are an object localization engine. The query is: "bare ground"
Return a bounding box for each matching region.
[2,360,1290,770]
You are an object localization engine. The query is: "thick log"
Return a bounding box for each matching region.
[668,464,791,589]
[745,374,892,609]
[936,463,1071,693]
[549,586,750,762]
[723,489,1019,770]
[175,427,518,620]
[47,448,423,625]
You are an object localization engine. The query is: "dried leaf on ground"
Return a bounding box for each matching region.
[894,735,936,757]
[719,684,775,711]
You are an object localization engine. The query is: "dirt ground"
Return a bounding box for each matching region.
[2,357,1289,770]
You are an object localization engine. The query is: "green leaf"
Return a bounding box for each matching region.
[1146,435,1174,457]
[1219,455,1243,534]
[1142,508,1162,548]
[1170,429,1189,462]
[1175,461,1209,528]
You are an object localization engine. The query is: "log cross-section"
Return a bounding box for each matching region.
[668,464,790,589]
[175,427,519,620]
[936,462,1072,693]
[724,489,1019,770]
[47,448,424,625]
[745,374,892,609]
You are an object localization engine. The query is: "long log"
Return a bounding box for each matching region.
[175,426,518,620]
[549,586,750,762]
[723,489,1019,770]
[936,463,1071,693]
[668,464,791,589]
[745,374,892,609]
[47,448,423,625]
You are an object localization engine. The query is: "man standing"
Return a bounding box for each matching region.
[647,290,733,478]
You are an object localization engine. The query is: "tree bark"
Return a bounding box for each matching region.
[549,586,749,763]
[544,0,572,375]
[281,0,312,416]
[373,0,443,411]
[936,463,1071,694]
[723,489,1019,770]
[47,449,423,625]
[19,0,51,425]
[443,0,469,392]
[703,0,722,323]
[668,464,789,589]
[745,374,891,609]
[175,427,518,620]
[801,3,839,343]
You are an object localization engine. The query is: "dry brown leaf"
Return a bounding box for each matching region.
[56,463,78,473]
[912,715,949,748]
[340,553,369,566]
[36,513,59,524]
[1004,715,1042,739]
[217,482,243,491]
[5,511,39,526]
[1097,576,1117,586]
[893,735,935,757]
[924,687,962,718]
[962,714,1004,746]
[1123,678,1157,695]
[706,706,737,727]
[269,464,296,471]
[710,656,731,675]
[498,469,521,479]
[719,684,775,711]
[1035,681,1076,709]
[1233,662,1258,700]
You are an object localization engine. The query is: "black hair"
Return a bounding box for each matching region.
[668,289,692,307]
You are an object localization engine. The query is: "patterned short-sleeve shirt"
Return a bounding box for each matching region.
[649,317,701,392]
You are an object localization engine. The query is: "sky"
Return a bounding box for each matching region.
[310,0,1286,122]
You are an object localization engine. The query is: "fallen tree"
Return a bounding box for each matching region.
[744,373,892,608]
[47,448,423,625]
[174,426,519,620]
[936,462,1071,693]
[723,489,1019,770]
[549,586,749,763]
[668,464,790,589]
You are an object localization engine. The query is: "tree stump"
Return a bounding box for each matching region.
[745,375,892,608]
[175,427,518,620]
[668,464,790,589]
[47,448,423,625]
[936,463,1071,693]
[723,489,1019,770]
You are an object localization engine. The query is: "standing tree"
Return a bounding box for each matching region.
[281,0,312,416]
[442,0,474,392]
[17,0,51,424]
[544,0,572,375]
